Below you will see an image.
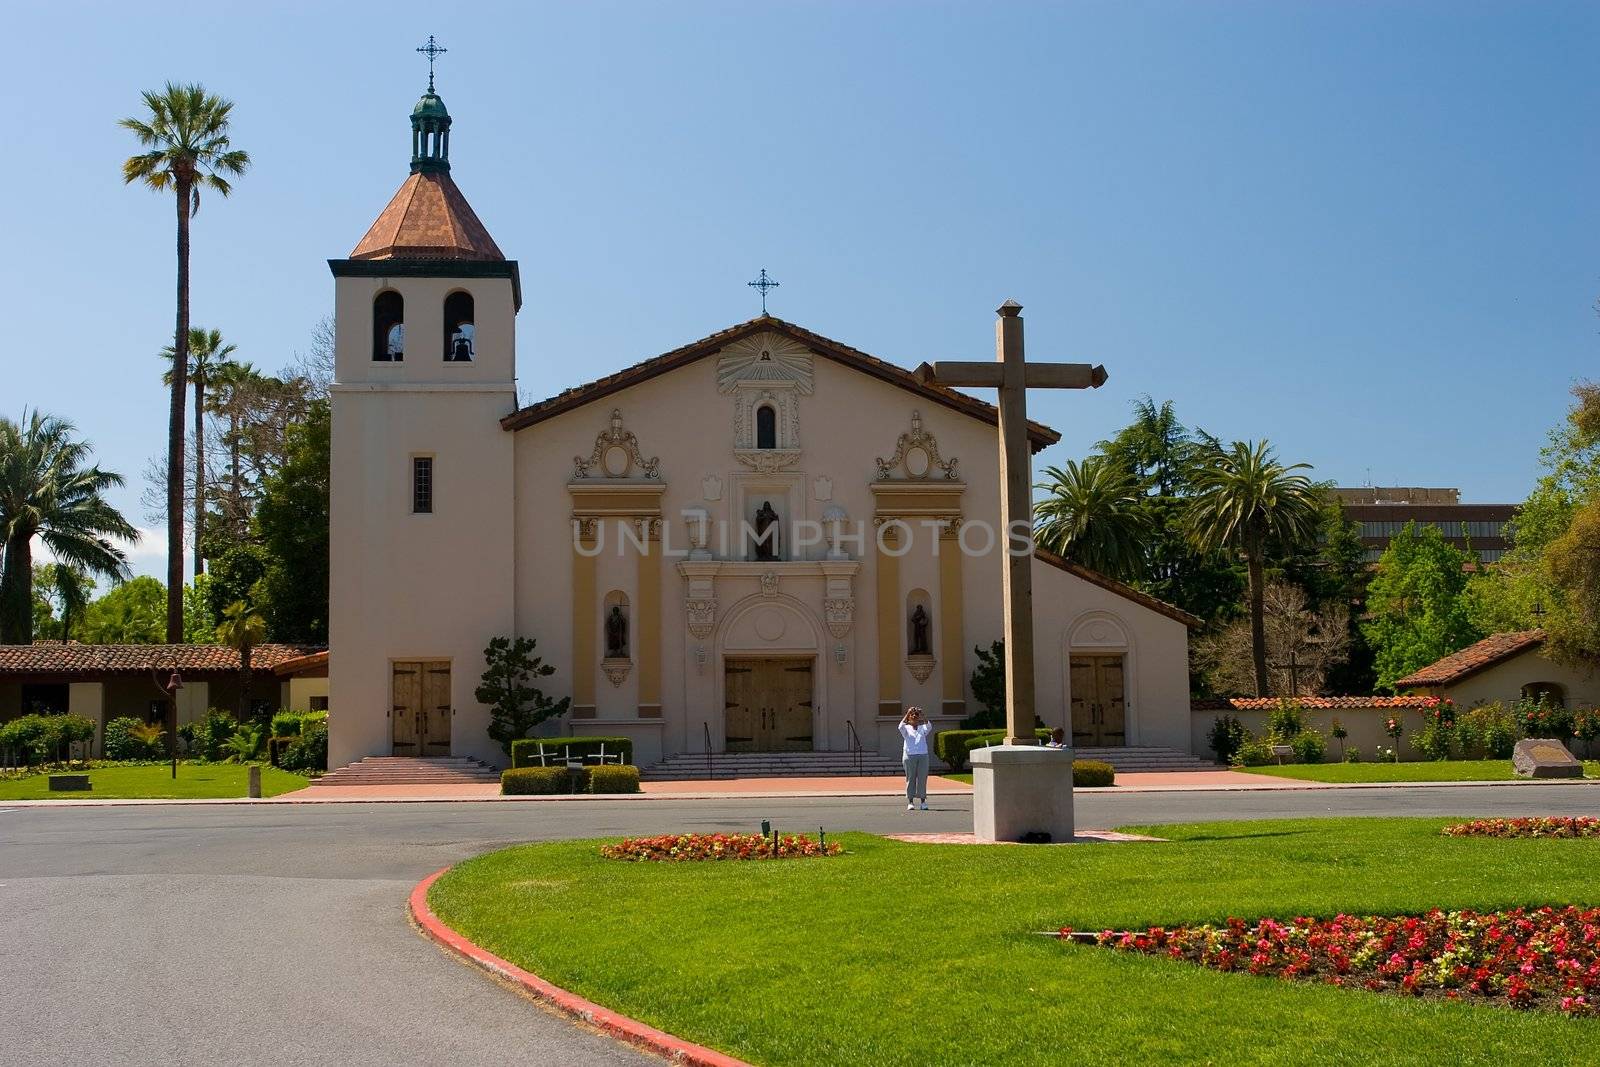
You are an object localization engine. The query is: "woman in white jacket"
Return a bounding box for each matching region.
[899,706,933,811]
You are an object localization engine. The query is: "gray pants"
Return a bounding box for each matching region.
[903,753,929,803]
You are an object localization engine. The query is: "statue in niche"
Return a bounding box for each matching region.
[605,605,629,658]
[910,605,931,655]
[753,500,780,561]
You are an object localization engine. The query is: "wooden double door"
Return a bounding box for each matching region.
[725,658,814,752]
[392,661,452,756]
[1070,654,1126,747]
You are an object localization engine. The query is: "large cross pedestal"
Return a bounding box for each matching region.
[916,301,1107,843]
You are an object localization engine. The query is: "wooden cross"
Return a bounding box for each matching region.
[915,301,1107,746]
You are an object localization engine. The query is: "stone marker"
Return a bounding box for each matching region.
[1512,738,1584,779]
[48,774,92,792]
[248,765,262,798]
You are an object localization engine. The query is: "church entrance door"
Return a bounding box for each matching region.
[1069,654,1126,748]
[392,661,452,756]
[724,658,814,753]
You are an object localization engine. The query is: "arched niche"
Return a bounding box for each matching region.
[372,290,404,361]
[443,290,475,362]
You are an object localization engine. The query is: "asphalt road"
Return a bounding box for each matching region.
[5,783,1600,1066]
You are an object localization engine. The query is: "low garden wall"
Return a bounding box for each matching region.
[1190,698,1436,763]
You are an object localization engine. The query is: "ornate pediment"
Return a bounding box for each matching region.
[876,410,958,481]
[717,332,815,395]
[573,409,660,480]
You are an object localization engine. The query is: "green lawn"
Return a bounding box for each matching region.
[1240,760,1600,783]
[0,763,308,800]
[429,819,1600,1065]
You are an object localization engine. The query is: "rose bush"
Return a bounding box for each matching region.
[1442,817,1600,839]
[600,832,844,862]
[1066,905,1600,1015]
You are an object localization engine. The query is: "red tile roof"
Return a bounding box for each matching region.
[350,171,504,261]
[1392,630,1547,689]
[1193,696,1437,711]
[273,650,329,677]
[500,316,1062,453]
[0,644,324,677]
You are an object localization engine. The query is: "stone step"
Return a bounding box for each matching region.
[311,756,502,786]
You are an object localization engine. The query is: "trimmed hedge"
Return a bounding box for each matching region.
[502,763,643,795]
[589,765,642,794]
[933,727,1052,772]
[510,735,633,768]
[1073,759,1115,787]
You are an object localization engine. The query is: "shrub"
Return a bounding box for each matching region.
[600,832,842,861]
[1,714,51,765]
[271,710,305,738]
[589,765,642,793]
[1344,746,1362,763]
[1517,696,1574,741]
[1414,720,1456,761]
[1289,729,1326,765]
[102,716,149,760]
[1265,699,1306,742]
[1459,703,1518,759]
[278,721,327,773]
[934,728,1053,771]
[1574,708,1600,758]
[53,715,96,762]
[225,725,263,763]
[1235,735,1274,767]
[502,766,588,795]
[1073,760,1115,787]
[510,735,633,769]
[1207,715,1246,764]
[188,708,239,763]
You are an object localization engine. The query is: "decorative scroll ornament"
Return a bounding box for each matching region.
[823,596,854,639]
[906,655,936,683]
[573,409,661,480]
[876,411,959,481]
[685,598,717,639]
[601,659,632,687]
[759,570,780,598]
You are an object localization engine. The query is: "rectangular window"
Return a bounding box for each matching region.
[412,456,433,514]
[309,696,330,711]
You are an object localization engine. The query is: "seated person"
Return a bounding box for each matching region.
[1045,727,1067,748]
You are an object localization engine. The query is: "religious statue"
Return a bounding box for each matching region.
[910,605,931,655]
[605,605,629,658]
[753,500,780,561]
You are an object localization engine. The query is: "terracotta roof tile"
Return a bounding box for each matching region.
[1392,630,1547,689]
[499,316,1062,453]
[1192,696,1437,711]
[273,650,329,677]
[351,171,503,261]
[0,644,324,677]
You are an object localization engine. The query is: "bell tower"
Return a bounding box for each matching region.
[327,54,519,768]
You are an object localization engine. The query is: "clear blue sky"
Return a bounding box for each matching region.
[10,1,1598,579]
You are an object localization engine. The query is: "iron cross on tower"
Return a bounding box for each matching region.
[748,269,779,314]
[417,35,448,92]
[915,302,1108,746]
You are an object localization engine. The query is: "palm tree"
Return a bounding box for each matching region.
[217,597,267,721]
[0,413,137,643]
[161,327,238,576]
[1033,457,1151,582]
[1186,440,1323,696]
[50,565,91,643]
[121,83,250,641]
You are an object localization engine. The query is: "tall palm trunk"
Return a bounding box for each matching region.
[0,532,33,644]
[193,377,205,577]
[1247,549,1269,696]
[238,645,253,721]
[167,177,191,642]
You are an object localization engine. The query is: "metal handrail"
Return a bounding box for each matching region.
[702,720,715,781]
[844,719,863,776]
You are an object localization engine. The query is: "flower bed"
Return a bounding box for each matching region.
[1442,817,1600,839]
[1067,906,1600,1015]
[600,832,843,862]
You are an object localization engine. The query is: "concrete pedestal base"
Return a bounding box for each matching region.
[970,744,1075,843]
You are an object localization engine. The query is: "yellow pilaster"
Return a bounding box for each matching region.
[939,527,965,716]
[637,519,662,718]
[876,523,902,718]
[572,523,597,717]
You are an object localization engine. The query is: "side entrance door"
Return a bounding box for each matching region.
[1069,654,1126,748]
[724,658,814,753]
[392,661,452,756]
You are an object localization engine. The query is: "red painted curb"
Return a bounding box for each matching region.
[408,868,752,1067]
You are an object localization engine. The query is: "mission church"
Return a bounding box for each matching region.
[326,77,1198,771]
